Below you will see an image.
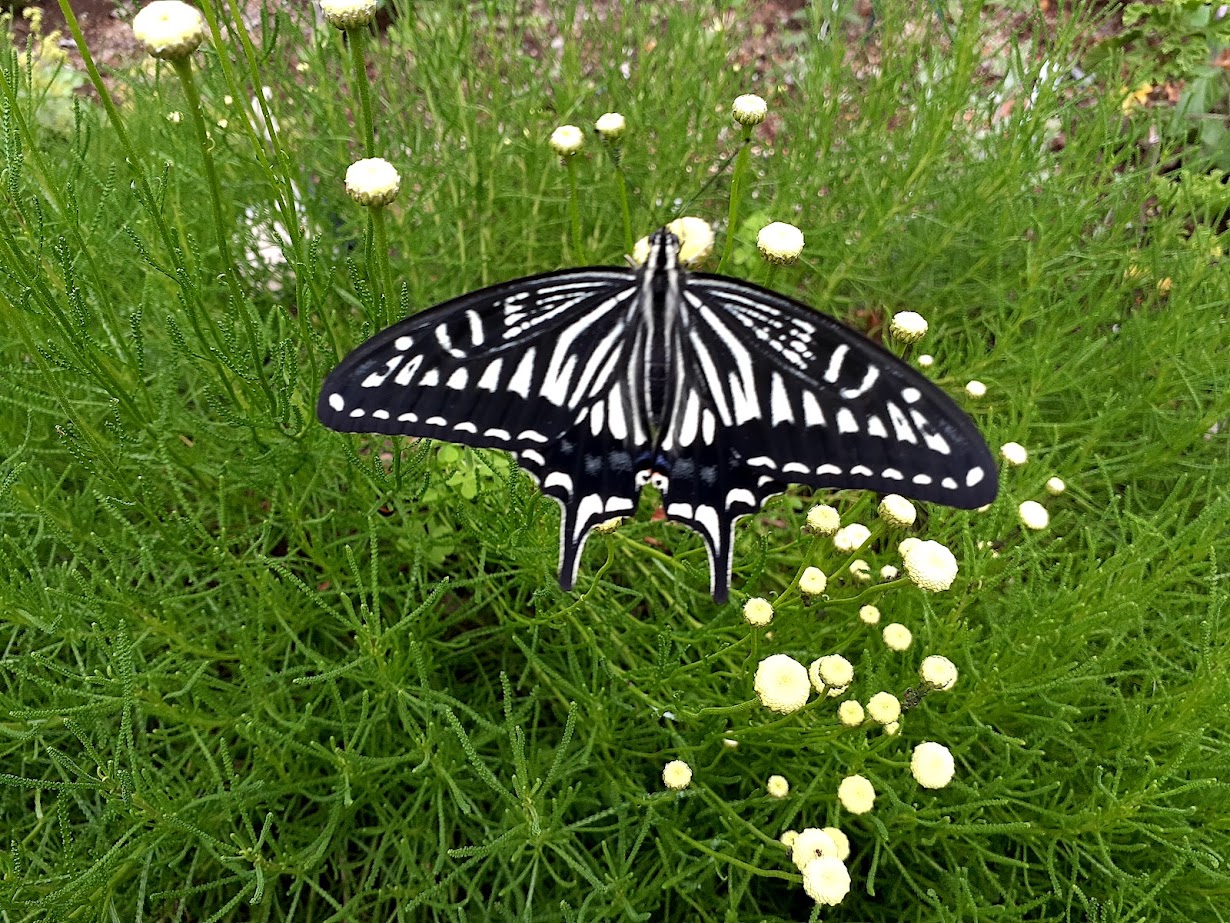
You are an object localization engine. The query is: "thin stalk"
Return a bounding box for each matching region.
[349,26,376,157]
[565,157,582,262]
[614,162,634,255]
[717,136,751,274]
[370,206,395,328]
[173,56,278,418]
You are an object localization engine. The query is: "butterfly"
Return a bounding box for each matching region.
[318,228,997,602]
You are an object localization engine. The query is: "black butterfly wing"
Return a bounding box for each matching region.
[657,274,997,602]
[318,268,652,589]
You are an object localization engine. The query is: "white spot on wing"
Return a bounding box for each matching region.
[867,415,888,438]
[426,416,446,426]
[770,372,794,426]
[693,504,721,545]
[840,366,879,399]
[419,369,440,387]
[507,348,537,398]
[590,400,605,437]
[394,354,423,385]
[545,472,574,494]
[802,391,825,427]
[702,409,717,445]
[913,474,933,485]
[349,408,365,418]
[725,488,756,508]
[782,462,809,475]
[887,402,917,443]
[966,467,984,487]
[477,358,503,392]
[748,456,776,469]
[454,422,477,433]
[397,412,417,422]
[882,468,903,479]
[328,393,345,412]
[446,368,468,390]
[667,502,694,519]
[678,390,700,447]
[902,387,921,404]
[484,428,511,440]
[824,345,849,383]
[942,477,958,489]
[373,409,389,420]
[521,449,545,465]
[518,430,548,443]
[817,464,842,475]
[466,310,484,346]
[394,336,413,351]
[607,384,628,440]
[836,408,859,433]
[851,465,872,476]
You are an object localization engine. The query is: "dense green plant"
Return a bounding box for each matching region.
[1,1,1228,920]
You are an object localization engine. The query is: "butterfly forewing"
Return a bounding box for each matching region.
[319,230,998,602]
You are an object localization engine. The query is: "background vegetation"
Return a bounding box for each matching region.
[1,0,1228,920]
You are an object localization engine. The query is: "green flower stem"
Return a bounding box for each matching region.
[55,0,244,407]
[717,136,751,274]
[763,264,778,290]
[565,157,582,262]
[348,26,376,157]
[609,150,634,254]
[370,205,396,327]
[173,56,278,417]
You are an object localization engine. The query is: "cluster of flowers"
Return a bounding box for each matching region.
[549,96,809,269]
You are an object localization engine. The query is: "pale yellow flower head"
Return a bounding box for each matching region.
[595,111,626,141]
[132,1,206,60]
[742,596,774,627]
[805,504,841,535]
[320,0,378,28]
[911,741,955,789]
[345,158,401,207]
[965,379,987,399]
[549,124,585,156]
[902,539,958,592]
[917,353,934,367]
[799,566,827,596]
[837,774,876,814]
[849,558,871,583]
[833,523,871,553]
[631,217,714,268]
[866,691,901,724]
[766,774,789,798]
[792,827,839,869]
[919,654,958,691]
[822,826,850,861]
[882,622,913,652]
[809,654,853,695]
[858,604,881,625]
[753,654,811,714]
[837,699,865,726]
[1046,476,1066,495]
[662,759,692,791]
[878,494,916,528]
[732,93,767,126]
[802,856,851,905]
[1000,441,1028,466]
[890,311,928,342]
[879,564,899,580]
[757,221,804,264]
[1019,500,1049,530]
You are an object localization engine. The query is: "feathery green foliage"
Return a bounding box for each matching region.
[1,1,1228,920]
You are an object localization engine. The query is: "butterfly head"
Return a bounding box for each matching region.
[645,228,682,274]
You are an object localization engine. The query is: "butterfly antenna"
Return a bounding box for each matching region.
[671,138,750,222]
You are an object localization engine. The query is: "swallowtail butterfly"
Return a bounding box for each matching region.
[319,229,997,601]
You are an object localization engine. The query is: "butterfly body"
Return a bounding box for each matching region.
[319,229,997,601]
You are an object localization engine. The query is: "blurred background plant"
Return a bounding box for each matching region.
[0,1,1228,920]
